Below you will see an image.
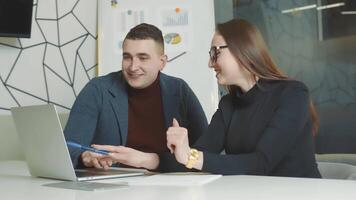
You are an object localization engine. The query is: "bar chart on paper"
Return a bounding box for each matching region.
[162,9,189,26]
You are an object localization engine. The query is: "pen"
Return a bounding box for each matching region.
[66,141,109,155]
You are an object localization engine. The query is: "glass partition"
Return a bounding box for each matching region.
[214,0,356,153]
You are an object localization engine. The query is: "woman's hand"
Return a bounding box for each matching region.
[166,118,191,165]
[92,145,159,170]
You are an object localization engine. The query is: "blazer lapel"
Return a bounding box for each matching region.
[108,73,129,146]
[160,73,179,129]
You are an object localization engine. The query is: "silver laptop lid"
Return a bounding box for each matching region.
[11,104,77,181]
[11,104,146,182]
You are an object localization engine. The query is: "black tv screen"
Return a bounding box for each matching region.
[0,0,34,38]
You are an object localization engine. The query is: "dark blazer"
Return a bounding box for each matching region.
[64,71,208,167]
[160,79,321,178]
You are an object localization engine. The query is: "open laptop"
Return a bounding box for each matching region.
[11,104,145,181]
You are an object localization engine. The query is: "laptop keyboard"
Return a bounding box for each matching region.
[75,168,142,177]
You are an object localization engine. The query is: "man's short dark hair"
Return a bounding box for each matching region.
[124,23,164,53]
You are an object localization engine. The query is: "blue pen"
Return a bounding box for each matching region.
[66,141,109,155]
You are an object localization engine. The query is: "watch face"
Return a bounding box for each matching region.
[186,149,199,169]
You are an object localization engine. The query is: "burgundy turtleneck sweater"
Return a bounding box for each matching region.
[126,75,168,153]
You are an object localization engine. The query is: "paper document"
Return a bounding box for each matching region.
[128,173,222,186]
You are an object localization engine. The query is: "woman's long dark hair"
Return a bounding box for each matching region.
[217,19,319,135]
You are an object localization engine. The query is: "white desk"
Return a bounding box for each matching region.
[1,160,356,200]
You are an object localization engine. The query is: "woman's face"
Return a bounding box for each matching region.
[209,32,251,86]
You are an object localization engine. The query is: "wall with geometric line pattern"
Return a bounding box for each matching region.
[0,0,98,114]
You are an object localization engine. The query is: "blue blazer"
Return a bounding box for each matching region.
[64,71,208,167]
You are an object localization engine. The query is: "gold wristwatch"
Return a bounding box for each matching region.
[185,148,199,169]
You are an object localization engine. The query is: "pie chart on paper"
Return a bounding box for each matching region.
[164,33,182,45]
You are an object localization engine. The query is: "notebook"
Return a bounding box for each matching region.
[11,104,145,181]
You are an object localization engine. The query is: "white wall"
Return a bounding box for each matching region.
[0,0,98,115]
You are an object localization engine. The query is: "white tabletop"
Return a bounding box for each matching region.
[1,160,356,200]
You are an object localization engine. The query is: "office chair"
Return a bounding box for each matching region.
[317,161,356,180]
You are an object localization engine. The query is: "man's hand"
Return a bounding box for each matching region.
[81,151,113,170]
[93,145,159,170]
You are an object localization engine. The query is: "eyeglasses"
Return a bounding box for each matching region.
[209,45,228,63]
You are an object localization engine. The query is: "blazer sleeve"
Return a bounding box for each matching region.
[200,84,311,175]
[193,97,231,153]
[157,94,229,172]
[181,81,209,145]
[63,80,103,167]
[157,80,209,172]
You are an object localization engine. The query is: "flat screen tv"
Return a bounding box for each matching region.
[0,0,34,38]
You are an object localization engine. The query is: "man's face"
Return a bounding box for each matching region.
[122,39,166,89]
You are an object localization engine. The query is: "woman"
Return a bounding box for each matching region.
[165,19,321,177]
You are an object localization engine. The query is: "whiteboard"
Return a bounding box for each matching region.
[98,0,218,120]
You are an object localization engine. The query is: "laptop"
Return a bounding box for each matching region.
[11,104,145,181]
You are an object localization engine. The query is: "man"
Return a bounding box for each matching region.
[64,23,208,170]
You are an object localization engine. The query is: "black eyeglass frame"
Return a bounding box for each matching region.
[209,45,228,63]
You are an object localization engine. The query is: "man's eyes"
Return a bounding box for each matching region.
[138,56,149,61]
[122,55,149,61]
